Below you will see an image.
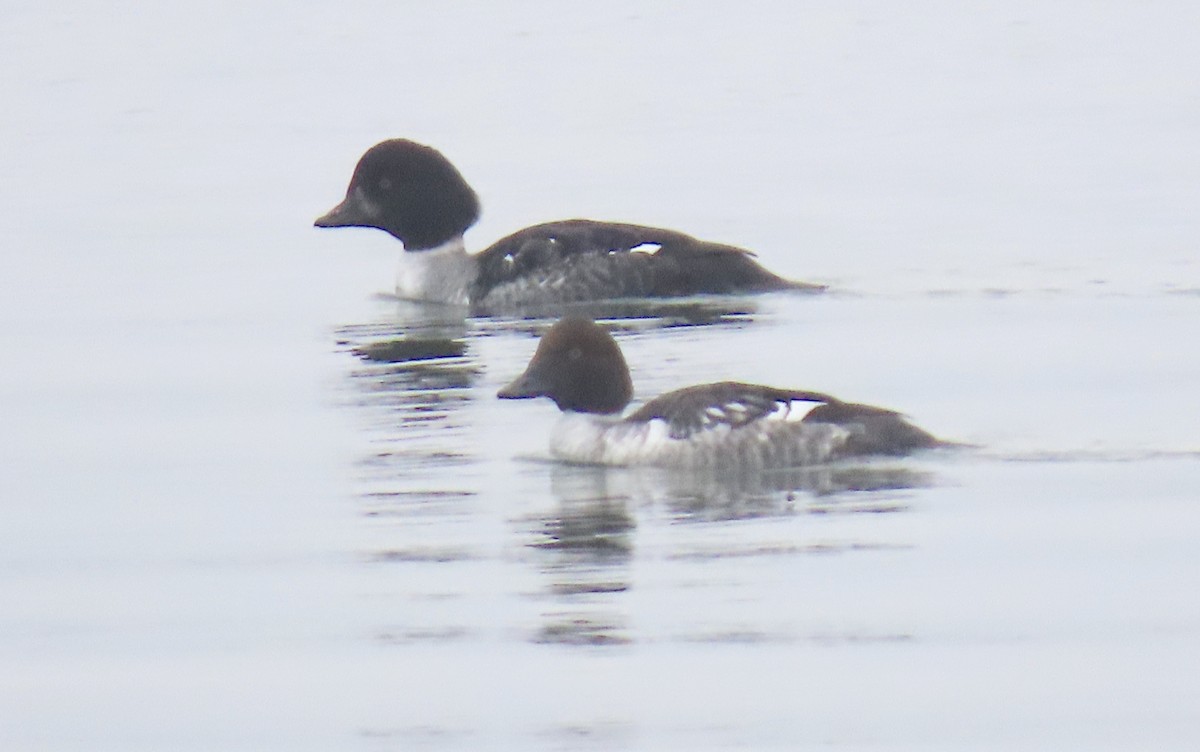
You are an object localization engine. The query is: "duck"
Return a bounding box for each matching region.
[315,139,823,312]
[497,317,945,468]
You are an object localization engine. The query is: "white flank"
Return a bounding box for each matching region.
[548,411,852,469]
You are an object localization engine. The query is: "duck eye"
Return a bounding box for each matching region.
[568,347,583,361]
[379,177,393,191]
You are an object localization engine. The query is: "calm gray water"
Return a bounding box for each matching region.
[3,2,1199,750]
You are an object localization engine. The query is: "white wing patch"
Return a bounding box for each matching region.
[657,393,810,440]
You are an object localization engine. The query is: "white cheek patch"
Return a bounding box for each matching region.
[354,186,383,219]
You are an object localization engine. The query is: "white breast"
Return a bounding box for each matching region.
[394,238,475,305]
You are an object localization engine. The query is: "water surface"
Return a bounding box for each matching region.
[2,2,1199,750]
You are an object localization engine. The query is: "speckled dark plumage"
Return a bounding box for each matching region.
[499,317,946,465]
[317,139,823,310]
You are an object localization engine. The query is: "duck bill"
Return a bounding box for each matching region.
[497,368,549,400]
[314,189,374,228]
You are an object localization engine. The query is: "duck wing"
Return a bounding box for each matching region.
[802,401,943,456]
[626,381,838,440]
[471,220,819,308]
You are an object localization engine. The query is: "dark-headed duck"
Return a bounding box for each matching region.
[316,139,822,312]
[497,317,947,468]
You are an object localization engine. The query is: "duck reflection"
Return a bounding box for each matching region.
[520,466,636,646]
[361,293,761,332]
[337,305,471,366]
[493,296,760,328]
[518,458,931,646]
[659,462,934,522]
[337,308,480,516]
